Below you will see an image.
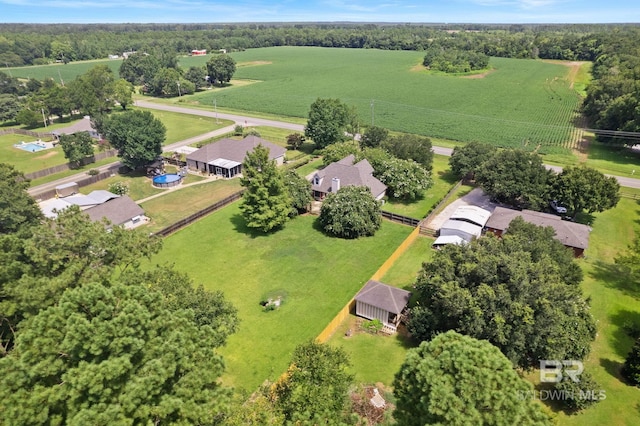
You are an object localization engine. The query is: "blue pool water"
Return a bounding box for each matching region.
[153,174,181,184]
[15,143,46,152]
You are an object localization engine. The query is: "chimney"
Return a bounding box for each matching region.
[331,177,340,193]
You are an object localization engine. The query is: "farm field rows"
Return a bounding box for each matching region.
[9,47,583,152]
[193,47,582,151]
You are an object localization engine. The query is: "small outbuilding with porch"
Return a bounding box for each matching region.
[354,280,411,333]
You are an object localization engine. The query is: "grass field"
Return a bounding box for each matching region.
[148,203,413,391]
[141,178,243,233]
[382,154,459,219]
[10,48,583,151]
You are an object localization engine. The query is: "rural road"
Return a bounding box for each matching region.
[28,100,640,196]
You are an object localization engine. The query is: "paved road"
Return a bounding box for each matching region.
[28,124,237,197]
[137,101,640,189]
[29,100,640,195]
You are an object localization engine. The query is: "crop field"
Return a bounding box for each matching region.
[189,47,582,152]
[9,47,583,151]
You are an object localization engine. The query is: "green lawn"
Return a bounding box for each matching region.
[149,203,413,392]
[295,158,323,178]
[141,178,243,233]
[382,154,459,219]
[138,108,234,145]
[584,140,640,177]
[552,193,640,426]
[80,166,205,202]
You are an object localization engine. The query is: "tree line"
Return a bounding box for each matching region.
[1,23,637,66]
[3,23,640,142]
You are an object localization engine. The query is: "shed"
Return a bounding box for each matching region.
[439,219,482,242]
[449,205,492,228]
[55,182,79,198]
[432,234,467,248]
[355,280,411,332]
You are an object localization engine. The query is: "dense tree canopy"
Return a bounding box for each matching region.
[423,47,490,73]
[319,185,382,239]
[0,164,43,235]
[282,170,312,217]
[382,134,433,171]
[449,141,498,180]
[270,341,353,423]
[359,125,389,149]
[240,144,292,232]
[58,131,94,166]
[616,235,640,287]
[103,109,166,169]
[475,148,552,210]
[119,52,161,86]
[551,166,620,217]
[321,140,361,167]
[393,331,551,426]
[0,280,232,425]
[305,98,353,149]
[376,157,432,200]
[408,217,595,369]
[206,54,236,86]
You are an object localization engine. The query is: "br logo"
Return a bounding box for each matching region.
[539,360,584,383]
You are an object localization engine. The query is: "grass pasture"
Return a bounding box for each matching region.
[149,203,413,391]
[181,47,583,151]
[7,58,123,83]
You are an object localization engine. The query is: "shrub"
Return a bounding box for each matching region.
[319,186,381,239]
[554,372,604,411]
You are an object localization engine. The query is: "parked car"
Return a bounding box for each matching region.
[550,200,567,214]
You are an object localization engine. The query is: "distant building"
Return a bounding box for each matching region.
[191,49,207,56]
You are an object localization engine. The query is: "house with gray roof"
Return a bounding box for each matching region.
[85,196,145,230]
[51,116,100,139]
[355,280,412,333]
[186,135,286,178]
[485,206,591,257]
[310,155,386,200]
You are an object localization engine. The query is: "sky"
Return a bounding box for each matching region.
[0,0,639,24]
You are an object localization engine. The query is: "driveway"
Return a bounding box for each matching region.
[427,187,497,230]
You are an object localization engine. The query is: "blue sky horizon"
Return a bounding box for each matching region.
[1,1,638,24]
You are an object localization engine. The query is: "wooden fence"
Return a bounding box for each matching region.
[380,210,420,227]
[621,192,640,200]
[30,164,122,201]
[154,191,245,237]
[25,149,118,180]
[316,299,357,343]
[0,128,53,138]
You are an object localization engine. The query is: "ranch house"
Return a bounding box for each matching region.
[186,136,286,178]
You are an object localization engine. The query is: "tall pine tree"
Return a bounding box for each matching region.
[240,145,291,233]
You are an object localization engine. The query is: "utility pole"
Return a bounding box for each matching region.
[370,99,374,126]
[57,69,64,86]
[214,98,219,124]
[41,108,47,128]
[5,63,11,78]
[177,81,181,97]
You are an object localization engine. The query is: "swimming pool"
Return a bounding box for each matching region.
[14,142,47,153]
[152,174,183,188]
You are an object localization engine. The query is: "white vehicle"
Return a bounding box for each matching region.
[550,200,567,214]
